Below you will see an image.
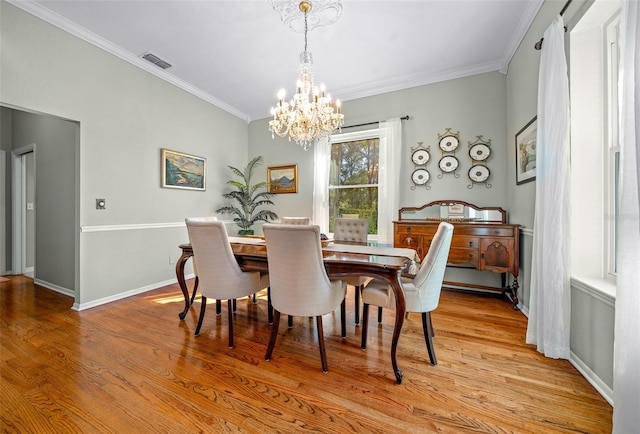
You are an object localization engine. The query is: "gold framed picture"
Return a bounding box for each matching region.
[161,148,206,191]
[267,164,297,194]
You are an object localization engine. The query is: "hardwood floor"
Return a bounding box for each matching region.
[1,276,612,433]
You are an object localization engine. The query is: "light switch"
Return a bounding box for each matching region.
[96,199,106,210]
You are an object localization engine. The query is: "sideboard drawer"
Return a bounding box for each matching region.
[448,248,479,267]
[450,236,479,249]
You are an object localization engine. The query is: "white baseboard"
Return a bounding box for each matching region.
[71,273,196,311]
[569,351,614,406]
[34,278,75,298]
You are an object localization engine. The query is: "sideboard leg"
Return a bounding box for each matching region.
[510,277,520,310]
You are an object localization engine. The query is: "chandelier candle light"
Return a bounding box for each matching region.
[269,1,344,150]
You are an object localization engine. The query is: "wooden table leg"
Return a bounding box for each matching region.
[175,251,192,320]
[388,271,406,384]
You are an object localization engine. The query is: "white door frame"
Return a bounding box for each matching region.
[11,144,34,275]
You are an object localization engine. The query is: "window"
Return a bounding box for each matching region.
[605,17,620,276]
[328,129,380,235]
[569,0,620,285]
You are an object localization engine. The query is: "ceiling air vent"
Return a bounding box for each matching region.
[140,52,172,70]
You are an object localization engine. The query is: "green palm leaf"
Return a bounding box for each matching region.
[215,155,278,233]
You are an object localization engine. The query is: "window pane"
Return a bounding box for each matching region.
[614,150,620,273]
[328,187,378,234]
[330,139,379,186]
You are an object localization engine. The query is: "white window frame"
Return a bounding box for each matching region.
[605,15,620,278]
[328,128,381,239]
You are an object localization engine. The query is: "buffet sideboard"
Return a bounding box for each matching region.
[394,200,520,308]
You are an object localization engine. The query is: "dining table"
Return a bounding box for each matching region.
[174,237,420,384]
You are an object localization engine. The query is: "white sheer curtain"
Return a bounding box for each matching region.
[378,118,402,245]
[312,136,330,232]
[525,15,571,359]
[613,1,640,432]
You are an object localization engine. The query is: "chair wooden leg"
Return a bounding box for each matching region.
[265,310,281,361]
[361,303,369,349]
[340,299,346,338]
[429,312,435,338]
[316,316,328,373]
[267,287,273,324]
[377,306,383,323]
[216,299,222,315]
[232,298,237,312]
[189,276,199,305]
[227,300,234,348]
[422,312,437,365]
[253,293,257,304]
[195,296,207,336]
[288,315,293,328]
[354,285,361,325]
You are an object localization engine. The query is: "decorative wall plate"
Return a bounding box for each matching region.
[411,149,430,166]
[438,155,459,173]
[469,143,491,161]
[468,164,490,183]
[439,135,459,152]
[411,168,430,185]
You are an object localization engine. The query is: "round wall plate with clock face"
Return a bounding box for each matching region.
[468,164,490,183]
[438,155,459,173]
[469,143,491,161]
[411,149,430,166]
[411,168,430,185]
[439,135,459,152]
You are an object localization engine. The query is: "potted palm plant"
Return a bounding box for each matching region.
[216,156,278,235]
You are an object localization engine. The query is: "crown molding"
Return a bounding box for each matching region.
[250,60,504,121]
[7,0,251,124]
[499,0,545,73]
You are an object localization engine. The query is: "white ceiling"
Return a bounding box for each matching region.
[12,0,544,122]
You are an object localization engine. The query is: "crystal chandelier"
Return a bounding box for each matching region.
[269,1,344,150]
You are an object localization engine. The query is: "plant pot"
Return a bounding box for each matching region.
[238,229,254,236]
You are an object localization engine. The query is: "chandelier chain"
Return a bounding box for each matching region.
[304,8,308,52]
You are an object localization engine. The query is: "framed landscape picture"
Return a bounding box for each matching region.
[515,116,537,185]
[268,164,297,194]
[161,148,206,191]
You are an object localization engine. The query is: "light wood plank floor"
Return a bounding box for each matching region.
[1,276,612,433]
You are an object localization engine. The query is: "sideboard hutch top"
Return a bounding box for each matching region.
[397,200,507,224]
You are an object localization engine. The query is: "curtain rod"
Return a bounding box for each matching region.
[534,0,572,50]
[341,115,410,130]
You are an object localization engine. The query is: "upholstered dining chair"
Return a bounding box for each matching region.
[280,216,311,225]
[262,223,347,373]
[278,216,311,326]
[360,221,454,365]
[186,217,268,348]
[333,218,371,325]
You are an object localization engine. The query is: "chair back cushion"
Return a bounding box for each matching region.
[409,222,454,312]
[334,218,368,243]
[263,224,344,317]
[280,217,311,225]
[186,217,259,299]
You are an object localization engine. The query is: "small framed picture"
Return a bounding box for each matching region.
[161,148,206,191]
[448,204,464,215]
[515,116,537,185]
[268,164,297,194]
